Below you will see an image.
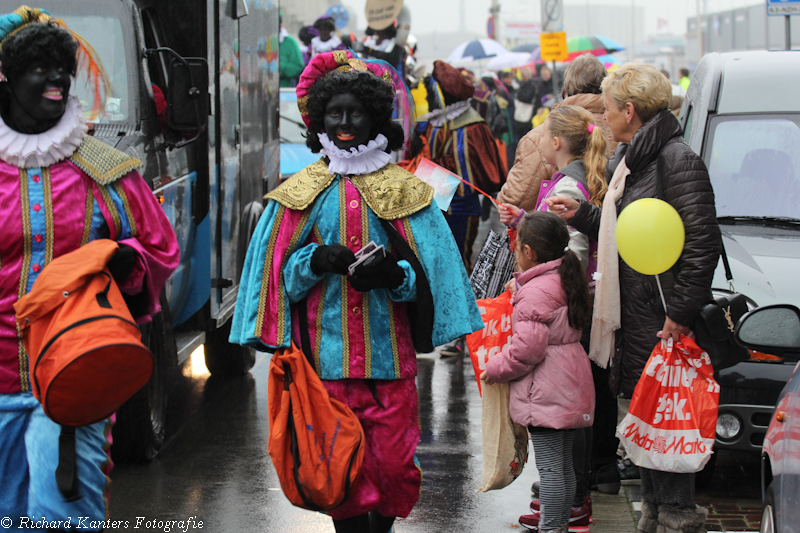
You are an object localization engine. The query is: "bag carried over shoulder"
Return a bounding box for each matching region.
[466,291,528,491]
[692,248,750,372]
[617,336,719,473]
[267,342,365,511]
[469,230,515,300]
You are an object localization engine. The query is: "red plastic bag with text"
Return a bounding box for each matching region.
[467,290,514,396]
[616,335,720,473]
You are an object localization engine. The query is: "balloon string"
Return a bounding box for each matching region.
[655,274,667,313]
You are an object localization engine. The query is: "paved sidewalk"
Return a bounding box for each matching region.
[589,488,639,533]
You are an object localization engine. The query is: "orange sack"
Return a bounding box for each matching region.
[268,342,365,511]
[14,239,153,427]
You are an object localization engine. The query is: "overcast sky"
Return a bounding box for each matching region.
[346,0,765,40]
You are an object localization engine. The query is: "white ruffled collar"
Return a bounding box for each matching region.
[420,100,472,127]
[318,132,391,176]
[279,27,289,43]
[312,35,343,53]
[0,97,87,169]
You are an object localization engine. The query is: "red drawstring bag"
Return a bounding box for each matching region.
[617,335,720,473]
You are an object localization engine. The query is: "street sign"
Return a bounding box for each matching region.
[365,0,403,30]
[487,17,495,39]
[504,21,542,39]
[768,0,800,16]
[540,32,568,61]
[541,0,564,32]
[326,5,350,29]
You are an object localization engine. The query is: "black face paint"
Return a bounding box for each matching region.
[6,60,71,134]
[323,93,374,151]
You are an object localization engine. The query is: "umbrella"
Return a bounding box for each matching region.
[567,34,625,61]
[486,52,534,71]
[596,54,623,68]
[447,39,509,63]
[512,43,539,53]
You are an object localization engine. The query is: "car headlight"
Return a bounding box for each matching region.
[716,413,742,440]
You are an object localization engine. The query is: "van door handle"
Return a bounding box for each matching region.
[234,124,241,150]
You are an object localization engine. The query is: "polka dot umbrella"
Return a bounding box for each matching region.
[566,34,625,61]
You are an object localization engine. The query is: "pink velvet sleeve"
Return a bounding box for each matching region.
[98,171,180,321]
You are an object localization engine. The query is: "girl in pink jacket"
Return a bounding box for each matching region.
[481,211,596,532]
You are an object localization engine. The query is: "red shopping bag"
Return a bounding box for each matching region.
[616,335,720,473]
[467,290,513,395]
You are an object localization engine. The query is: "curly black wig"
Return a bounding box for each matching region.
[305,69,404,153]
[0,22,78,82]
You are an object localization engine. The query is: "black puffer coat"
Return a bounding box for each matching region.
[570,110,721,398]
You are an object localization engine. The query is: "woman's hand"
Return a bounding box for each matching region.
[480,370,495,386]
[658,316,691,342]
[545,196,580,221]
[498,203,521,227]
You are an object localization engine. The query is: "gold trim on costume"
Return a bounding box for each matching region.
[386,296,400,378]
[17,170,32,392]
[402,219,420,258]
[312,224,326,371]
[69,136,141,185]
[361,201,372,378]
[277,210,312,344]
[42,168,54,265]
[113,182,137,237]
[333,50,350,65]
[338,179,350,377]
[269,161,433,220]
[97,185,122,239]
[255,206,286,339]
[449,107,485,130]
[348,164,433,220]
[81,181,94,246]
[264,159,334,210]
[297,95,309,116]
[462,127,473,186]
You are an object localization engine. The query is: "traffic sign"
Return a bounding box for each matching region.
[541,0,564,32]
[540,32,568,61]
[768,0,800,16]
[487,17,495,39]
[326,5,350,29]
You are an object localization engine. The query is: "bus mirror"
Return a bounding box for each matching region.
[167,57,209,131]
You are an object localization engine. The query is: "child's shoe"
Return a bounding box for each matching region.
[529,495,592,524]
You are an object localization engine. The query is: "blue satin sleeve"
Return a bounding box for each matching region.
[388,260,416,302]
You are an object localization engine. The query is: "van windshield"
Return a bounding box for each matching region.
[26,1,134,123]
[706,115,800,219]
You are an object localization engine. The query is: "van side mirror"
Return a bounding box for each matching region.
[735,304,800,361]
[167,57,209,131]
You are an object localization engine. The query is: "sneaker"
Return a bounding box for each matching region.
[529,497,592,527]
[617,458,641,485]
[531,480,540,496]
[592,462,621,494]
[519,513,588,533]
[439,337,465,358]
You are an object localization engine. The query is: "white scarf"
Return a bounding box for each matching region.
[589,156,631,368]
[279,27,289,43]
[419,100,471,127]
[318,132,391,176]
[311,35,342,54]
[0,96,87,169]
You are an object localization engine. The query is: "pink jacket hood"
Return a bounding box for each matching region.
[485,259,595,429]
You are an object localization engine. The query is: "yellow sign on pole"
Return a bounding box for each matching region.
[539,32,568,62]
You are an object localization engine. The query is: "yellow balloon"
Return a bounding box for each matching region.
[616,198,685,275]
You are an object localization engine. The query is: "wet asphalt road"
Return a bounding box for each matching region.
[109,351,544,532]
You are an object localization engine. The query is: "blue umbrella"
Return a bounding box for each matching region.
[447,39,509,63]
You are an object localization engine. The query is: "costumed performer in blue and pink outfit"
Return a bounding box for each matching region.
[230,50,484,533]
[0,6,180,530]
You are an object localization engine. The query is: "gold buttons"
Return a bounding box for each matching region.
[350,236,359,246]
[352,307,360,315]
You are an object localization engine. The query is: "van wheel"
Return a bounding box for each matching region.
[111,313,168,463]
[695,452,717,489]
[761,482,776,533]
[204,318,255,377]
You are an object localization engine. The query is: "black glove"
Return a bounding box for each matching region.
[310,244,356,276]
[348,254,406,293]
[107,243,138,282]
